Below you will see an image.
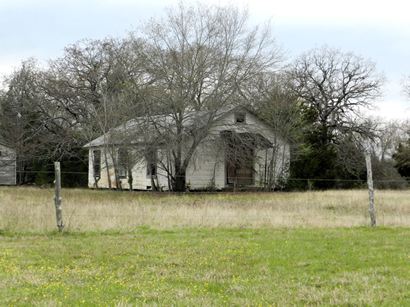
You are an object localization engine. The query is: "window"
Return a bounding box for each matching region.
[146,148,157,178]
[93,150,101,179]
[235,112,246,124]
[117,148,128,179]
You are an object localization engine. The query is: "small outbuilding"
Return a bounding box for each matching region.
[0,139,16,185]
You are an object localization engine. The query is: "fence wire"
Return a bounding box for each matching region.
[7,170,410,192]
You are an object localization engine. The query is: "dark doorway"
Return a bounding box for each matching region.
[223,131,255,186]
[226,147,254,186]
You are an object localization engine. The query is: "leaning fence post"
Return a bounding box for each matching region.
[365,153,376,227]
[54,162,64,232]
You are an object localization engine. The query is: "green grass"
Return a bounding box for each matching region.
[1,227,409,306]
[1,187,409,304]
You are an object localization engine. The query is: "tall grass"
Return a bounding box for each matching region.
[0,187,409,232]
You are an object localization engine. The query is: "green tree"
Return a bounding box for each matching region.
[0,60,52,184]
[393,138,410,178]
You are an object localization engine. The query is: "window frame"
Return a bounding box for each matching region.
[234,112,246,124]
[146,148,158,178]
[93,149,101,179]
[117,148,128,179]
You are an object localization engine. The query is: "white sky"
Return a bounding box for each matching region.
[1,0,410,120]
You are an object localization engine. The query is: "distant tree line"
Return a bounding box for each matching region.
[0,2,409,190]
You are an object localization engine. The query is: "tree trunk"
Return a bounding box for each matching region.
[103,149,112,189]
[93,176,100,189]
[109,147,121,190]
[166,154,172,191]
[173,170,186,192]
[113,163,121,190]
[150,175,158,191]
[128,166,133,191]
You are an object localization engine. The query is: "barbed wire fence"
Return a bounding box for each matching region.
[11,170,410,186]
[3,159,409,189]
[2,159,409,231]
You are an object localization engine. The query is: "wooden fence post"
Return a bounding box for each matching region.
[365,153,376,227]
[54,162,64,232]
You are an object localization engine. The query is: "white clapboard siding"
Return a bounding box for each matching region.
[0,144,16,185]
[86,108,291,190]
[186,137,225,189]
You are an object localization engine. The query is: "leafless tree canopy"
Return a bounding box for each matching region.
[286,47,383,145]
[130,3,282,191]
[138,4,281,111]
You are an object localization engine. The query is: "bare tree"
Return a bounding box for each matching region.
[373,119,408,162]
[286,47,383,147]
[244,73,301,189]
[132,3,282,191]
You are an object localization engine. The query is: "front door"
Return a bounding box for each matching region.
[226,146,254,186]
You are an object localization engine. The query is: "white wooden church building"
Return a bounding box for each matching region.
[84,107,290,191]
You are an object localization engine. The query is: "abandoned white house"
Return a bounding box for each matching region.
[0,139,16,185]
[84,107,290,191]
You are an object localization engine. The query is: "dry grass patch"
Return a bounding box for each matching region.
[0,187,409,231]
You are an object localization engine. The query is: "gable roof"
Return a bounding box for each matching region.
[83,106,274,148]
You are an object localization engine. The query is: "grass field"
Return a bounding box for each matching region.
[0,228,409,305]
[0,187,410,231]
[0,187,409,305]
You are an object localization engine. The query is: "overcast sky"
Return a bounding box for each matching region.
[1,0,410,119]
